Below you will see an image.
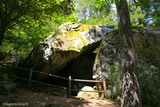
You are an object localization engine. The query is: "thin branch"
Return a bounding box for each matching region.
[6,0,31,27]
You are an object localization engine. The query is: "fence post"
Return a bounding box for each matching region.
[103,80,107,98]
[28,68,33,87]
[68,76,71,97]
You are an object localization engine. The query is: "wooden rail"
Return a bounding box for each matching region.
[0,64,108,98]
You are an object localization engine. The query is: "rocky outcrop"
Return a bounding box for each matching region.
[20,21,159,94]
[133,29,160,64]
[92,28,160,98]
[24,22,113,75]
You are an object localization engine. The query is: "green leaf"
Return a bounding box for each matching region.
[93,0,105,8]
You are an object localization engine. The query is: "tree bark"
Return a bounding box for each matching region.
[0,27,6,46]
[0,10,7,46]
[116,0,141,107]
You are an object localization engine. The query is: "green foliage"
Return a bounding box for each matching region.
[0,0,75,61]
[0,0,73,27]
[0,16,53,58]
[135,0,160,28]
[73,0,114,26]
[0,13,79,59]
[0,0,74,45]
[110,61,122,98]
[110,62,121,83]
[53,12,79,25]
[82,13,117,26]
[93,0,106,9]
[137,63,160,107]
[129,4,145,27]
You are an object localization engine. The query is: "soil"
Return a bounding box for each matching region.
[0,86,120,107]
[0,72,120,107]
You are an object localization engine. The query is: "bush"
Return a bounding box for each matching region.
[137,63,160,107]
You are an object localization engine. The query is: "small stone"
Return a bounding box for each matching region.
[77,86,98,99]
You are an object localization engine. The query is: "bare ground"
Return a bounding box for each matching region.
[0,87,120,107]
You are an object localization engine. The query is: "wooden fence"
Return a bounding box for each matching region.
[0,63,107,98]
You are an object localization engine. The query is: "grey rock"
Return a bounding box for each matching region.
[23,23,113,78]
[92,28,160,97]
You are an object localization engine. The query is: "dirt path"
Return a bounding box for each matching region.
[0,87,120,107]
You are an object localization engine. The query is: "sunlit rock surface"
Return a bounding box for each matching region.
[24,22,113,75]
[46,22,113,52]
[77,86,98,99]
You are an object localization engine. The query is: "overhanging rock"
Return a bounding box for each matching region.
[24,22,114,75]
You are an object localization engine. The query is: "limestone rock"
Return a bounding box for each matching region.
[92,28,160,97]
[23,22,113,76]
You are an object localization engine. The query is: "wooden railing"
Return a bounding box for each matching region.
[0,63,108,98]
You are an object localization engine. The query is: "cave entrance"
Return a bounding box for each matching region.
[45,42,100,95]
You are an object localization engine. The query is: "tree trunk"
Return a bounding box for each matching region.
[0,28,5,46]
[116,0,141,107]
[0,13,7,46]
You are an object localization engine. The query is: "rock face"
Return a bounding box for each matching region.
[24,22,113,75]
[133,29,160,64]
[92,30,122,98]
[22,22,160,100]
[92,28,160,97]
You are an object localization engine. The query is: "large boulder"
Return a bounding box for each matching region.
[92,28,160,98]
[23,22,113,76]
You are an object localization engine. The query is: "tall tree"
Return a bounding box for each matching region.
[0,0,73,46]
[115,0,141,107]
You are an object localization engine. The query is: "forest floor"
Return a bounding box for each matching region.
[0,70,120,107]
[0,86,120,107]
